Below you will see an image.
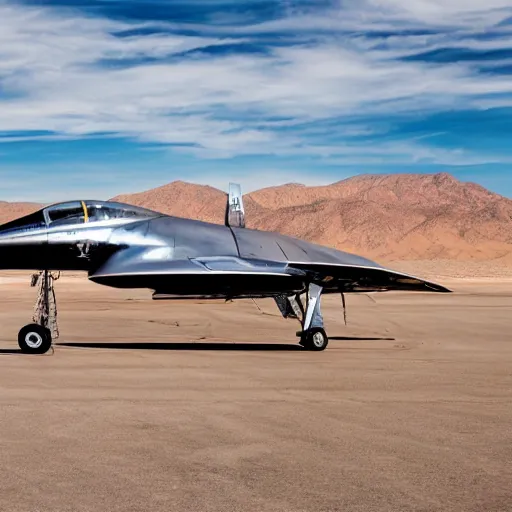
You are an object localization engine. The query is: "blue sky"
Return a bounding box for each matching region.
[1,0,512,201]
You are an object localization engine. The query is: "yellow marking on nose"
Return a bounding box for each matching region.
[81,201,89,223]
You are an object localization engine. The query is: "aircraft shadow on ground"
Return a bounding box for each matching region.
[0,348,23,355]
[0,337,396,354]
[58,342,303,351]
[57,337,395,351]
[329,336,396,341]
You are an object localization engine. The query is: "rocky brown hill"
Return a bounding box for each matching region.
[113,173,512,264]
[114,181,227,225]
[0,201,41,225]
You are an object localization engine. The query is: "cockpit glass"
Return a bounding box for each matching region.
[85,201,158,222]
[46,201,85,227]
[44,201,157,227]
[0,200,160,236]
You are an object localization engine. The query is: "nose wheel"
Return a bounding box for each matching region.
[18,324,52,354]
[17,270,59,355]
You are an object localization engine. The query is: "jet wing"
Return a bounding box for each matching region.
[230,227,450,293]
[286,262,450,293]
[89,241,449,296]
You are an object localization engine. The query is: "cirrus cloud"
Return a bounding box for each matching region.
[0,0,511,166]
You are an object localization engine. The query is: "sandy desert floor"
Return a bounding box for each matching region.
[0,274,511,512]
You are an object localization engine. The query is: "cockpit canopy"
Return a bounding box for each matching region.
[0,201,160,236]
[44,201,159,227]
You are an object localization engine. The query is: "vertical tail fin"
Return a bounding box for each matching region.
[225,183,245,228]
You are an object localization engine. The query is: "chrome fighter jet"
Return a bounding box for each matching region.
[0,184,449,354]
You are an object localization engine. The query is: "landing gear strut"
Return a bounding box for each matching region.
[18,270,59,354]
[294,283,329,351]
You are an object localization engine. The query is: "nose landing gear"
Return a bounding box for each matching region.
[18,323,52,354]
[18,271,59,354]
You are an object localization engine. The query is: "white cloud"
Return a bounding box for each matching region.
[238,0,512,33]
[365,0,512,25]
[0,0,511,164]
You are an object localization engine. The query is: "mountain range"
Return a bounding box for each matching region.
[2,173,511,265]
[113,173,512,264]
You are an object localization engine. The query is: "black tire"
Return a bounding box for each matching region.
[301,328,329,352]
[18,324,52,354]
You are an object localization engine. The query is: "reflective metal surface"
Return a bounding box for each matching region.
[226,183,245,228]
[0,198,450,296]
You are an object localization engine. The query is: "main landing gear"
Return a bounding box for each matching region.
[299,327,329,352]
[298,284,328,351]
[18,271,59,355]
[278,283,329,351]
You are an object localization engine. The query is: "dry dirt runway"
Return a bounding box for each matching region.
[0,275,511,512]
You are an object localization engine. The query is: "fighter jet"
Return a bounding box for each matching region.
[0,184,449,354]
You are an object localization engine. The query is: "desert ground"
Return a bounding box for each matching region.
[1,272,511,512]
